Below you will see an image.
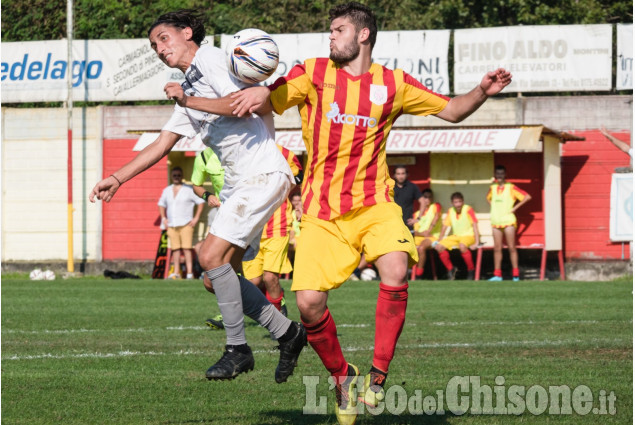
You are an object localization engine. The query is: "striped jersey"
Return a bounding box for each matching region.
[269,58,449,220]
[262,145,303,238]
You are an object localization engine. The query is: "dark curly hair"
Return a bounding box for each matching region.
[328,2,377,49]
[148,9,206,46]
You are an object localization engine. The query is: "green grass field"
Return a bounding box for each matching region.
[2,276,632,424]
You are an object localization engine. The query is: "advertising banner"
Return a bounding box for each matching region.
[275,128,523,153]
[2,38,202,103]
[454,25,612,94]
[610,173,633,242]
[616,24,633,90]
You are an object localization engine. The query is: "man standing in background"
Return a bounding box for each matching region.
[393,165,425,231]
[158,166,204,279]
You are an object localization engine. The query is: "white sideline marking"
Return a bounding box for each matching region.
[3,320,627,336]
[429,320,631,326]
[3,338,626,361]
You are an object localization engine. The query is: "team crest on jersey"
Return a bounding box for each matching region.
[369,84,387,105]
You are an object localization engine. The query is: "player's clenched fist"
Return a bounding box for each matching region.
[89,175,121,203]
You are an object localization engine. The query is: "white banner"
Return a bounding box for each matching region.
[1,38,208,103]
[372,30,450,95]
[610,173,633,242]
[454,25,612,94]
[222,30,451,94]
[276,128,523,153]
[135,128,523,153]
[616,24,633,90]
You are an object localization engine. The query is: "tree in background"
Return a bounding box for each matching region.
[2,0,631,42]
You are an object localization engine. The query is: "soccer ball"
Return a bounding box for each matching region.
[29,268,44,281]
[360,268,378,281]
[226,28,279,84]
[43,270,56,281]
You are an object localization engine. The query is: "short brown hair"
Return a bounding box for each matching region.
[329,2,377,49]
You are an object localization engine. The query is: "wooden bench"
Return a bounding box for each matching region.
[474,244,565,281]
[473,215,565,281]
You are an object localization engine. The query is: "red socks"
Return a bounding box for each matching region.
[440,250,474,271]
[414,266,424,276]
[373,283,408,373]
[266,292,283,311]
[302,309,348,378]
[493,269,502,277]
[303,283,409,378]
[461,251,474,271]
[438,250,453,270]
[512,268,520,278]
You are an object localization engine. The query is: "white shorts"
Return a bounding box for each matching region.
[209,171,292,250]
[206,208,219,228]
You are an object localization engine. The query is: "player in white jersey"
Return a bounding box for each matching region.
[89,9,306,383]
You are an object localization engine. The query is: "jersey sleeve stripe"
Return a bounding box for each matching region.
[467,206,478,223]
[403,72,450,101]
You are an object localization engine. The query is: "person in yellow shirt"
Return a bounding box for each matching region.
[486,165,532,281]
[434,192,480,280]
[288,192,303,268]
[412,189,442,279]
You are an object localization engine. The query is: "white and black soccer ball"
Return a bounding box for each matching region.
[226,28,279,84]
[360,268,378,281]
[43,270,56,281]
[29,268,44,281]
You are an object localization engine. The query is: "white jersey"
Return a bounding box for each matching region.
[162,45,293,188]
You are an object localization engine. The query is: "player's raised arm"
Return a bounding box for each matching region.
[436,68,512,123]
[89,130,180,203]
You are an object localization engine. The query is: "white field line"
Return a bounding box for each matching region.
[429,319,632,326]
[2,319,628,336]
[2,338,627,361]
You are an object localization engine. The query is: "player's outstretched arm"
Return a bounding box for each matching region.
[89,130,180,203]
[164,82,235,116]
[230,86,272,117]
[436,68,512,123]
[164,83,272,118]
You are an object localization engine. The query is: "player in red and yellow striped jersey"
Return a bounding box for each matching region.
[486,165,532,281]
[435,192,480,281]
[182,3,511,421]
[243,145,303,313]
